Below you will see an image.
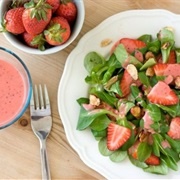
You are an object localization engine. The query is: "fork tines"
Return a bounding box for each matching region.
[30,84,51,112]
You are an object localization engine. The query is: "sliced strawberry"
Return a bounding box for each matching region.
[142,111,155,134]
[167,50,176,64]
[167,117,180,139]
[111,38,146,54]
[157,50,176,64]
[153,63,180,84]
[154,63,180,78]
[145,154,160,165]
[153,63,168,76]
[120,69,133,97]
[134,49,144,62]
[120,69,141,97]
[147,81,179,105]
[107,122,131,151]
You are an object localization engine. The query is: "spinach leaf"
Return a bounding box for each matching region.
[161,154,178,171]
[147,104,161,122]
[143,163,168,175]
[165,134,180,153]
[140,57,156,71]
[77,107,112,130]
[90,114,110,131]
[98,137,113,156]
[110,150,127,162]
[77,97,89,105]
[138,71,151,87]
[92,90,118,107]
[158,104,180,117]
[91,129,107,139]
[129,155,148,169]
[137,142,152,162]
[147,38,161,54]
[138,34,152,44]
[84,51,106,73]
[109,80,122,96]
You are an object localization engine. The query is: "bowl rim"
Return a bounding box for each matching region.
[0,0,85,55]
[0,46,32,129]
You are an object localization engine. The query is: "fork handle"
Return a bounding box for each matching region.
[40,139,51,180]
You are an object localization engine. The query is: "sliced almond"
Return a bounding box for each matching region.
[89,94,100,106]
[126,64,138,80]
[100,38,112,47]
[146,67,154,77]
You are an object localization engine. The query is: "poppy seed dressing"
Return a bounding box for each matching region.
[0,59,26,126]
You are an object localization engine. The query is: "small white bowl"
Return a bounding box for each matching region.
[0,0,85,55]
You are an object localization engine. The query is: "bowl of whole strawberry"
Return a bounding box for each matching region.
[0,0,85,55]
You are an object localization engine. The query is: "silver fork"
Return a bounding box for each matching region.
[30,84,52,180]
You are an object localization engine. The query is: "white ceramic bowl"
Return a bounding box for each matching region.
[0,0,85,55]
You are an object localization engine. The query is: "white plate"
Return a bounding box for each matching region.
[58,9,180,179]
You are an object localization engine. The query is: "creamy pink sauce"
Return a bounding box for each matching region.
[0,59,26,127]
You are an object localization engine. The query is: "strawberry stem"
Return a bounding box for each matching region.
[24,0,52,21]
[36,0,45,9]
[44,23,66,43]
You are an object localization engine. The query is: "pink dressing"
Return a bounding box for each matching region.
[0,59,26,126]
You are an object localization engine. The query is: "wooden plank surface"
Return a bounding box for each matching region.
[0,0,180,179]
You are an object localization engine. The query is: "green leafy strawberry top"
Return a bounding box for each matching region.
[24,0,52,21]
[76,27,180,175]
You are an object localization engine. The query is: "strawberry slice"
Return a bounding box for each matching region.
[157,50,176,64]
[120,69,141,97]
[107,122,131,151]
[134,49,144,62]
[154,63,180,78]
[145,154,160,165]
[142,111,155,134]
[120,69,133,97]
[147,81,179,105]
[167,117,180,139]
[111,38,146,54]
[153,63,168,76]
[167,50,176,64]
[120,38,146,54]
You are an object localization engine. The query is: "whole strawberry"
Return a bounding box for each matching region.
[44,16,71,45]
[22,32,46,51]
[2,7,25,34]
[46,0,60,13]
[22,0,52,35]
[55,0,77,25]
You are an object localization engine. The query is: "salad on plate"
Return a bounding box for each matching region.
[76,26,180,175]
